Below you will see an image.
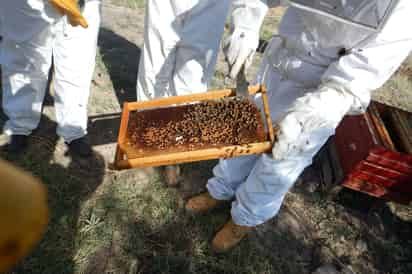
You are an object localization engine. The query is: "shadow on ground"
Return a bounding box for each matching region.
[80,165,320,274]
[293,167,412,274]
[335,190,412,273]
[98,27,141,106]
[89,160,321,274]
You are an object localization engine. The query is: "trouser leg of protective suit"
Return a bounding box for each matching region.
[171,0,231,95]
[53,1,100,143]
[208,52,332,226]
[1,27,53,136]
[229,111,332,227]
[207,155,259,200]
[136,0,230,100]
[136,0,179,101]
[231,150,318,227]
[231,104,335,226]
[206,55,306,201]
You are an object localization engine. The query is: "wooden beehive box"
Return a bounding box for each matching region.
[113,85,276,169]
[319,101,412,204]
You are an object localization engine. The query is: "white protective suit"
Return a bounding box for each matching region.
[136,0,232,101]
[207,0,412,227]
[0,0,101,142]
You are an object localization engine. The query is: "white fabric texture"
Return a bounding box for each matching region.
[0,0,60,43]
[288,0,399,31]
[207,0,412,227]
[1,0,101,142]
[223,0,270,79]
[136,0,231,101]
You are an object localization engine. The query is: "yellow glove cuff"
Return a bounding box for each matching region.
[49,0,89,28]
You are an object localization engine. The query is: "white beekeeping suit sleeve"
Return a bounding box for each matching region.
[0,1,59,43]
[273,2,412,160]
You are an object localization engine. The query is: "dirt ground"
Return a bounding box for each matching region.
[1,3,412,274]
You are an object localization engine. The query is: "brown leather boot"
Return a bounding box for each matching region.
[211,219,252,253]
[185,192,226,214]
[163,165,181,187]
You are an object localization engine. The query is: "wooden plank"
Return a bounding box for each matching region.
[366,154,412,176]
[350,170,412,193]
[125,85,263,111]
[370,147,412,165]
[117,102,130,145]
[334,114,379,174]
[355,160,411,180]
[366,154,412,175]
[350,171,398,189]
[389,108,412,154]
[343,178,387,197]
[116,142,272,169]
[368,102,396,151]
[364,111,383,146]
[342,178,411,204]
[260,86,276,144]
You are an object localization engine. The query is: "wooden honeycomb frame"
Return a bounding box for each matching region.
[113,85,276,170]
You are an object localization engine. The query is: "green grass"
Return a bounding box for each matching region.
[2,140,284,273]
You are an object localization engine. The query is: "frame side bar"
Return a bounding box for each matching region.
[118,102,131,145]
[260,86,276,144]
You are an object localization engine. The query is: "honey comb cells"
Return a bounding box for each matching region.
[126,98,266,154]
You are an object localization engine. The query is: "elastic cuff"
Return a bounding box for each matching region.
[3,126,32,137]
[230,201,265,227]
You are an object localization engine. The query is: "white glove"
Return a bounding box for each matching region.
[224,0,269,79]
[223,28,259,79]
[272,85,355,160]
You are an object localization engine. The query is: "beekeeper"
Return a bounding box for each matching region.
[186,0,412,252]
[0,0,100,157]
[136,0,232,186]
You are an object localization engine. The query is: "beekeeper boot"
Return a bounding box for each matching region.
[185,192,226,214]
[164,165,181,187]
[211,219,252,253]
